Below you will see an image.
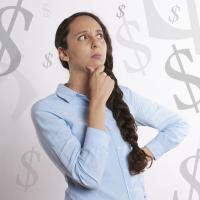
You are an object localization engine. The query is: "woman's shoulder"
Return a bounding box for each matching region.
[31,92,63,115]
[118,84,149,103]
[118,84,135,103]
[118,84,130,97]
[118,84,136,95]
[118,84,129,92]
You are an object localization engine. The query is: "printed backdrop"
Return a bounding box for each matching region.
[0,0,200,199]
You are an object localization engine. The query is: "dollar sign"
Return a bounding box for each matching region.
[165,44,200,113]
[142,0,200,55]
[116,16,151,75]
[43,52,53,68]
[116,4,125,19]
[169,5,180,24]
[42,3,50,17]
[0,0,33,76]
[173,149,200,200]
[16,147,41,191]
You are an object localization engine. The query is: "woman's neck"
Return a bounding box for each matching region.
[65,79,90,97]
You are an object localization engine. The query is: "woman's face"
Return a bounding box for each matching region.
[63,15,107,73]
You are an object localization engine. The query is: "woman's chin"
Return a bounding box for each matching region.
[89,60,104,67]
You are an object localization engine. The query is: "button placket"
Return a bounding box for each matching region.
[105,111,134,199]
[109,131,133,200]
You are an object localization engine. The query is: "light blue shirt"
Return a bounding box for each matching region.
[31,83,189,200]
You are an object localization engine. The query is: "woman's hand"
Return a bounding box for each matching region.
[86,64,115,104]
[142,146,155,161]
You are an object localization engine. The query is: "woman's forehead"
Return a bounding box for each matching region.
[69,16,103,34]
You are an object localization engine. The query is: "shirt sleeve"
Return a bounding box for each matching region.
[31,104,111,189]
[125,86,190,160]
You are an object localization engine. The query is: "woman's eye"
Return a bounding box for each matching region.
[97,33,104,38]
[78,35,87,41]
[78,33,104,41]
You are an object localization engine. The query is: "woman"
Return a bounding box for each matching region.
[31,12,189,200]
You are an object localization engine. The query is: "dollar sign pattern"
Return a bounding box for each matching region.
[116,4,151,75]
[142,0,200,55]
[116,4,125,19]
[0,0,33,76]
[43,52,53,68]
[169,5,181,24]
[42,3,50,18]
[11,71,38,120]
[165,44,200,113]
[173,149,200,200]
[16,147,41,191]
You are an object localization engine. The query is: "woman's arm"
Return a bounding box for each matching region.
[31,102,110,190]
[88,99,107,131]
[121,85,190,161]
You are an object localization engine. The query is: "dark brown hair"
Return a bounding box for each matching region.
[54,11,153,175]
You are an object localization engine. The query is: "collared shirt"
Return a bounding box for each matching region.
[31,83,189,200]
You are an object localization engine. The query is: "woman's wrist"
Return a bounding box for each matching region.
[142,146,155,161]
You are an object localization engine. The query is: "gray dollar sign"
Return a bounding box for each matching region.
[16,147,41,191]
[116,4,125,19]
[142,0,200,54]
[0,0,33,76]
[43,52,53,68]
[165,44,200,113]
[42,3,50,17]
[169,5,180,24]
[116,16,151,75]
[173,149,200,200]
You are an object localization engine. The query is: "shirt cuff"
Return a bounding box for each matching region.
[145,137,166,160]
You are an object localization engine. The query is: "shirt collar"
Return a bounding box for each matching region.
[56,83,89,103]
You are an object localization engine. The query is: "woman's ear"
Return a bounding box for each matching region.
[58,47,69,62]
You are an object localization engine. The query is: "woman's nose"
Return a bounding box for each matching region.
[91,38,100,48]
[92,43,97,48]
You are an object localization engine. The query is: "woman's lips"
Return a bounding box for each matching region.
[91,54,102,60]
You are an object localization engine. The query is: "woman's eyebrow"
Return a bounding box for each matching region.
[74,29,103,36]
